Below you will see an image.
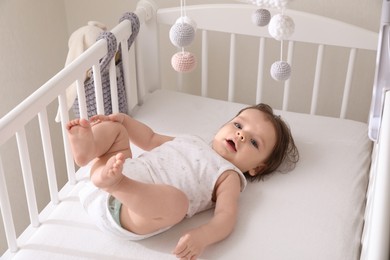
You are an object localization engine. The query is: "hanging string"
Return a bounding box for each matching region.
[180,0,184,19]
[181,0,184,54]
[280,40,284,61]
[180,0,188,21]
[170,0,197,73]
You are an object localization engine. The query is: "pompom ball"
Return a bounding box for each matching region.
[169,22,195,48]
[268,14,295,40]
[175,16,197,31]
[171,51,197,73]
[252,9,271,27]
[270,61,291,81]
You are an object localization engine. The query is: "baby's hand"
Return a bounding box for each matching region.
[90,113,125,124]
[107,113,125,123]
[172,229,207,260]
[89,115,109,124]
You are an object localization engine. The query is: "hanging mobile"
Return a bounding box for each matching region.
[252,8,271,27]
[170,0,197,73]
[249,0,295,81]
[268,1,294,81]
[269,10,294,81]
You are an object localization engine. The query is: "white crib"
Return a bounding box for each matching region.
[1,0,389,259]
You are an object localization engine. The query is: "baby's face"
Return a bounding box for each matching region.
[212,109,276,175]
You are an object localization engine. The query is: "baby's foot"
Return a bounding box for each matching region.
[67,118,96,166]
[92,153,126,192]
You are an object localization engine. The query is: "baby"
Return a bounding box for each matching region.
[67,103,299,259]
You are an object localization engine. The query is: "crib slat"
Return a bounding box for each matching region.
[58,92,76,184]
[128,44,141,109]
[255,37,266,104]
[228,33,236,102]
[92,64,104,115]
[121,39,139,112]
[76,76,88,119]
[282,41,295,110]
[0,156,18,252]
[109,59,119,114]
[310,44,324,115]
[16,128,39,228]
[201,30,209,97]
[134,40,146,105]
[38,110,59,205]
[111,17,140,111]
[340,48,357,119]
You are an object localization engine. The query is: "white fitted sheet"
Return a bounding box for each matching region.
[10,90,372,260]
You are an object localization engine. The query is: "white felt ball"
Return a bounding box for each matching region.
[270,61,291,81]
[171,51,197,73]
[268,14,295,40]
[169,23,195,48]
[252,9,271,27]
[175,16,197,31]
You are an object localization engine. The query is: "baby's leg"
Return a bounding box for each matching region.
[69,116,187,235]
[93,153,189,235]
[67,118,131,166]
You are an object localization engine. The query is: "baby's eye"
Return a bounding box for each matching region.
[234,122,242,129]
[250,139,259,149]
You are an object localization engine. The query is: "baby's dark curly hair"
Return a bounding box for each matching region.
[237,103,299,182]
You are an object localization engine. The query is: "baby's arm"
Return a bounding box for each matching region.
[90,113,173,150]
[173,170,241,259]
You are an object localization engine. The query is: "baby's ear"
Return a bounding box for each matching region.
[248,164,266,176]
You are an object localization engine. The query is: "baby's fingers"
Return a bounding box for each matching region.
[173,235,199,259]
[89,114,108,123]
[173,235,188,255]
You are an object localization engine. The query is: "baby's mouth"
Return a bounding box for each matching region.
[226,139,237,152]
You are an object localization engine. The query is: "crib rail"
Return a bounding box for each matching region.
[151,4,378,120]
[0,35,109,255]
[0,3,153,255]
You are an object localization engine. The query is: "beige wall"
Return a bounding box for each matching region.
[64,0,382,32]
[0,0,68,254]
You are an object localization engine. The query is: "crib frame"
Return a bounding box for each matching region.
[0,0,389,259]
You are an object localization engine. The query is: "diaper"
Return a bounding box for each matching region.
[79,181,171,240]
[108,196,122,227]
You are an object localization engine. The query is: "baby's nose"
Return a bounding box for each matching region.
[236,131,245,141]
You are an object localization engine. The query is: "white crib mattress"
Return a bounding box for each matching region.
[10,90,372,260]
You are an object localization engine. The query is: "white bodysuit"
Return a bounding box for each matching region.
[135,135,247,217]
[79,135,247,240]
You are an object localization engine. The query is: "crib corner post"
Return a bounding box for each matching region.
[136,0,157,22]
